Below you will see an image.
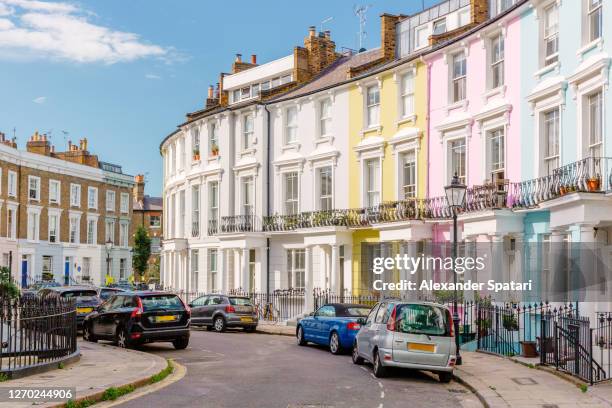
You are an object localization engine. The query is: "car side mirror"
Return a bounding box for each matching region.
[357,318,366,325]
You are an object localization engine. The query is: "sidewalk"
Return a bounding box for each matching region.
[0,340,167,408]
[256,321,296,336]
[455,351,612,407]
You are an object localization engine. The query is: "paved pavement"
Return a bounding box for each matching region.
[0,340,167,408]
[116,328,481,408]
[455,351,612,408]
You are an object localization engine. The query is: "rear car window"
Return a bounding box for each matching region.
[61,290,98,299]
[337,307,371,317]
[229,297,252,306]
[396,304,450,336]
[141,295,185,312]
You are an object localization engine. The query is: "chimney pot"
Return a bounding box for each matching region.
[235,53,242,62]
[251,54,257,64]
[208,85,214,98]
[308,26,316,37]
[324,30,331,39]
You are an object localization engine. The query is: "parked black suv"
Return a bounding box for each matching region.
[83,291,190,349]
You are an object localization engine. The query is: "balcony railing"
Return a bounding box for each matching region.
[191,220,200,238]
[208,219,218,235]
[509,157,612,209]
[208,158,612,235]
[220,215,260,233]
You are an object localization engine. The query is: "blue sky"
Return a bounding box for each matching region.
[0,0,438,195]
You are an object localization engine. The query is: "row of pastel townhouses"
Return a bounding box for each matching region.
[0,132,162,287]
[160,0,612,319]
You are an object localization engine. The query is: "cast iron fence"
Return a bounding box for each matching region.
[0,295,77,373]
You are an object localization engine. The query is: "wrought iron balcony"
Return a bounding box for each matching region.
[191,220,200,238]
[219,215,260,233]
[509,157,612,209]
[207,219,218,235]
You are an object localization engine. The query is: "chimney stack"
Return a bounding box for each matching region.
[297,25,339,83]
[133,174,145,204]
[308,26,316,37]
[26,130,52,156]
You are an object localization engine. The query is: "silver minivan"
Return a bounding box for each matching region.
[352,300,457,382]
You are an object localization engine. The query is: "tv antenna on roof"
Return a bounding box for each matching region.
[320,16,333,33]
[354,4,371,52]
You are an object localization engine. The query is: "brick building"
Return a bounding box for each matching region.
[132,174,162,283]
[0,131,134,287]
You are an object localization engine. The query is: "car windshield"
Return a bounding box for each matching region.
[229,297,251,306]
[396,304,450,336]
[141,295,184,312]
[338,307,371,317]
[100,289,120,300]
[61,290,98,299]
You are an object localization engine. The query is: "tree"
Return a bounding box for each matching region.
[132,225,151,282]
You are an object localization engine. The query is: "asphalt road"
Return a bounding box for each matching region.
[116,328,482,408]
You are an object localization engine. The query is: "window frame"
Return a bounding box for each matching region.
[120,192,129,214]
[541,107,560,176]
[284,106,298,145]
[317,166,333,211]
[70,183,81,207]
[242,114,254,150]
[88,186,98,209]
[366,85,380,128]
[451,51,467,103]
[400,150,417,199]
[106,190,116,212]
[49,179,60,205]
[7,170,17,197]
[28,175,41,201]
[543,3,559,67]
[319,98,332,138]
[447,137,467,185]
[283,171,299,215]
[286,249,305,290]
[490,32,505,90]
[364,158,381,208]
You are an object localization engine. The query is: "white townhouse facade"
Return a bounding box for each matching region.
[0,133,134,287]
[160,28,383,301]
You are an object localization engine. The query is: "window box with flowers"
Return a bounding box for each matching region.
[193,149,201,161]
[210,144,220,157]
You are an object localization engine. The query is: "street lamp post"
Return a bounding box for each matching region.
[105,239,113,285]
[444,173,467,366]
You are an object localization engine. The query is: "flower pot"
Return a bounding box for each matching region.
[520,341,538,358]
[587,178,600,192]
[559,186,567,195]
[193,154,200,161]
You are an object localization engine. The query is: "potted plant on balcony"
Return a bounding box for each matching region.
[587,175,601,192]
[211,144,219,157]
[193,149,200,161]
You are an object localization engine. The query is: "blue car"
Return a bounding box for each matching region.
[296,303,372,355]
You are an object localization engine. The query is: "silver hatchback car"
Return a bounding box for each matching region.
[352,300,457,382]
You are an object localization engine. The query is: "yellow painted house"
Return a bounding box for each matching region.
[348,59,428,294]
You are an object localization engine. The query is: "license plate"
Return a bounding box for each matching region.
[77,307,93,314]
[155,315,176,322]
[240,317,253,323]
[408,343,435,353]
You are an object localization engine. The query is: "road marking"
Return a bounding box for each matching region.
[370,373,376,380]
[378,381,383,389]
[380,391,385,399]
[377,404,383,408]
[360,367,368,373]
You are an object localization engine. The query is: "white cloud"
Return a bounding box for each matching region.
[33,96,46,103]
[0,0,171,64]
[145,73,161,80]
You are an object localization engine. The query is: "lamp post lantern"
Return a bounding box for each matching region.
[444,173,467,366]
[105,239,113,284]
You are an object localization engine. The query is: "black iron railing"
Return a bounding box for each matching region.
[219,215,260,233]
[0,295,77,374]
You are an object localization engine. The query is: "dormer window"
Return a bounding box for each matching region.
[241,87,251,99]
[415,26,428,49]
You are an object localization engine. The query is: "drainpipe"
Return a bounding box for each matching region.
[422,55,431,200]
[264,104,271,301]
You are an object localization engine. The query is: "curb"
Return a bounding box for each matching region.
[506,355,589,390]
[5,348,81,380]
[452,369,491,408]
[50,358,176,408]
[255,326,295,337]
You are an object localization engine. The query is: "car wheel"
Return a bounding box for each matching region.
[116,327,130,349]
[83,324,96,343]
[373,350,387,378]
[172,337,189,350]
[352,343,364,365]
[296,326,307,346]
[329,331,342,355]
[438,372,453,383]
[213,316,226,332]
